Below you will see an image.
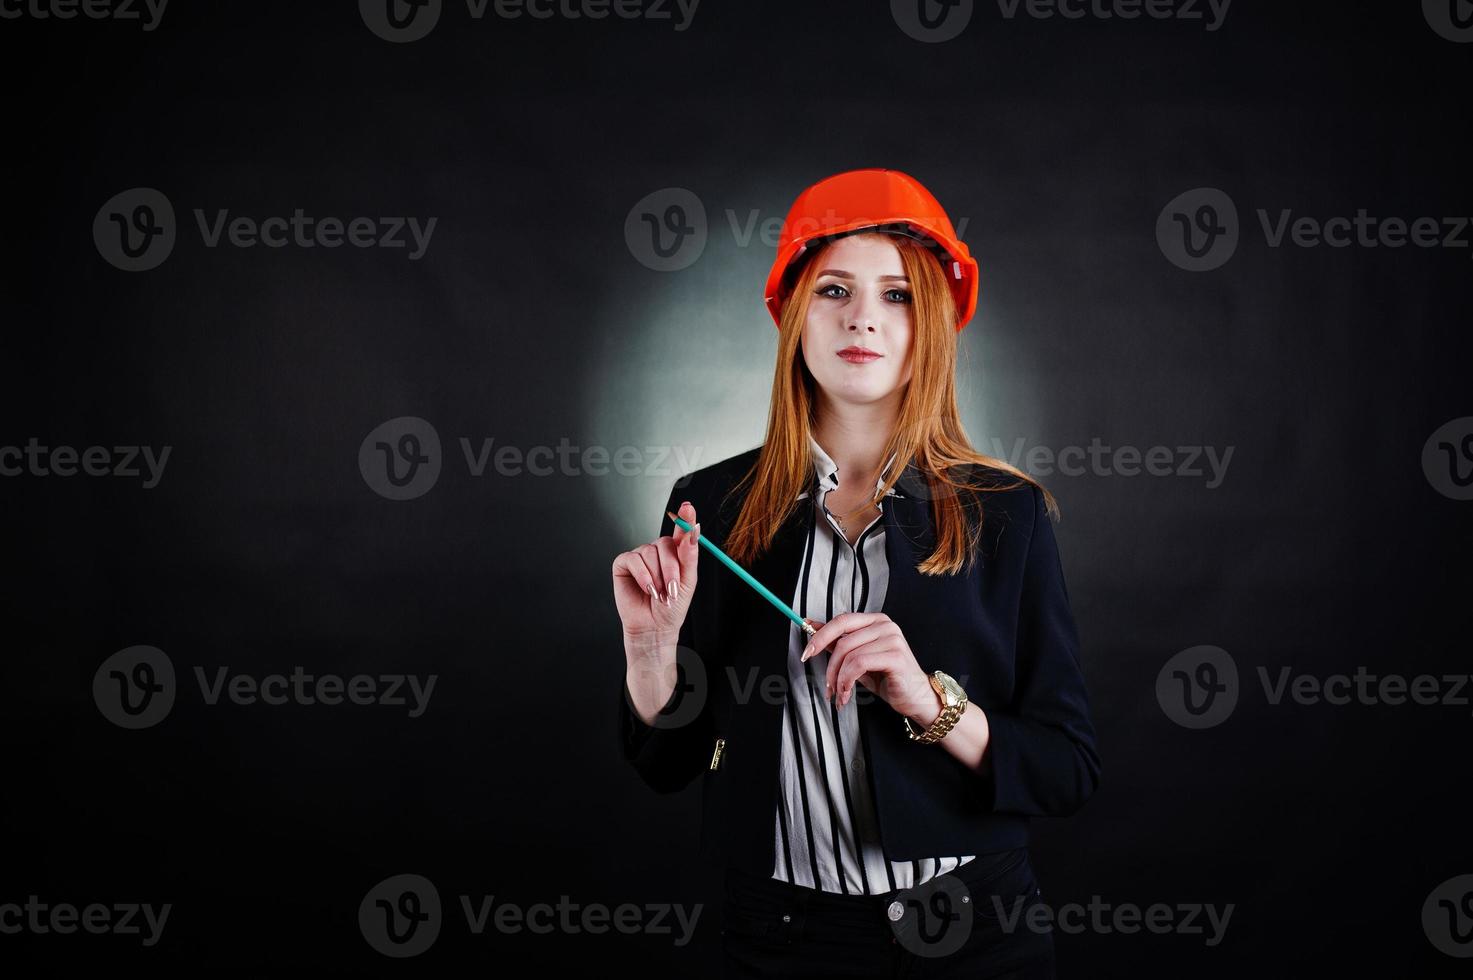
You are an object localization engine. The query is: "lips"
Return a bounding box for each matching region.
[837,347,882,363]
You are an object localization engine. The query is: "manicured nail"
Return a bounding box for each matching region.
[802,644,813,661]
[672,580,680,601]
[666,580,675,606]
[648,584,658,600]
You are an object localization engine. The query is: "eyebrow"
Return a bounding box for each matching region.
[815,269,910,282]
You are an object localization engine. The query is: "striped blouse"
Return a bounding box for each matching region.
[770,433,976,894]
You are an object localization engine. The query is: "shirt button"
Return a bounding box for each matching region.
[781,914,791,923]
[887,900,904,922]
[852,757,865,775]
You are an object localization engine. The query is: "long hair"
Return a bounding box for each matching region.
[721,232,1057,577]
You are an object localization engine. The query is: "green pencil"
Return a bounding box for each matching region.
[667,511,818,638]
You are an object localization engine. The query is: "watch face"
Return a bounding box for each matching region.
[933,671,966,705]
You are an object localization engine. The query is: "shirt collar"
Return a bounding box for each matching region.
[799,432,901,500]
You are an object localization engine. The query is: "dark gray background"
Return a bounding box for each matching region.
[2,0,1470,975]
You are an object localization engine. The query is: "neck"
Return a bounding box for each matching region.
[812,394,898,490]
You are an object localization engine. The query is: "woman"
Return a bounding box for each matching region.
[612,168,1100,978]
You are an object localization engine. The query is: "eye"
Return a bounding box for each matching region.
[816,283,849,299]
[885,288,912,304]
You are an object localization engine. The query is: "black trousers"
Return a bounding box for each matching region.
[720,848,1055,979]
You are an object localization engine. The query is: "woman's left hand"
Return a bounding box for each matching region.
[801,612,939,722]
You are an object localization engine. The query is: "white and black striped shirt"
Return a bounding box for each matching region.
[771,433,975,894]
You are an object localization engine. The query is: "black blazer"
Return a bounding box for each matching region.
[617,445,1100,873]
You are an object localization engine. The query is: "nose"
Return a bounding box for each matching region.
[847,290,883,333]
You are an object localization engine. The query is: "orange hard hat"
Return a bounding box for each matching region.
[763,168,979,331]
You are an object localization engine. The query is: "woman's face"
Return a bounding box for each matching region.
[800,233,915,407]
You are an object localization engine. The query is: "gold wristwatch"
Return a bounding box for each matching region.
[904,670,968,744]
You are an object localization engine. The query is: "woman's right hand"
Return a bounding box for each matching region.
[612,500,700,643]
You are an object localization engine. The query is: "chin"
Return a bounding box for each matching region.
[822,376,900,402]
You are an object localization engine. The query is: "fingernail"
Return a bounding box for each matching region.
[672,580,680,601]
[648,584,658,601]
[666,580,675,606]
[693,522,700,541]
[802,644,813,661]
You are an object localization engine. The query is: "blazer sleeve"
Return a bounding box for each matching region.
[615,479,715,794]
[981,484,1101,816]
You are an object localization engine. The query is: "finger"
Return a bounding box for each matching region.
[841,672,881,709]
[800,611,858,663]
[612,550,661,604]
[675,500,700,587]
[823,623,895,700]
[824,627,889,704]
[662,530,695,607]
[808,612,893,662]
[834,651,884,707]
[634,542,668,605]
[668,499,697,549]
